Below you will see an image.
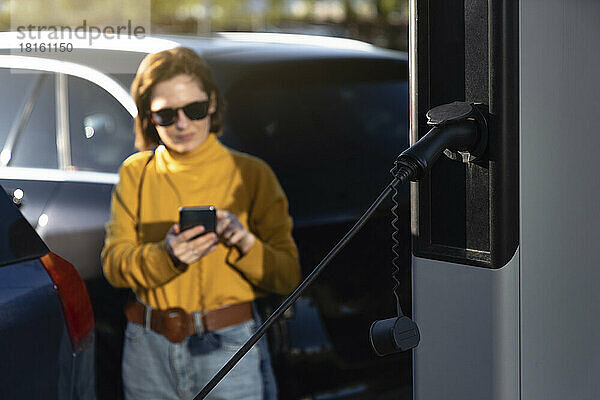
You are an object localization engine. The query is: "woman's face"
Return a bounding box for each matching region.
[149,74,216,153]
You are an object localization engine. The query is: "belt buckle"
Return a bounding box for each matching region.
[162,307,189,343]
[193,310,206,335]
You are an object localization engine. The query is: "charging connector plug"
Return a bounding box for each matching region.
[395,101,488,181]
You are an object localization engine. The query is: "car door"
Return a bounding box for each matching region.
[40,73,136,281]
[0,67,62,229]
[38,71,137,400]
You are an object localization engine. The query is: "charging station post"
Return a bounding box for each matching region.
[410,1,600,399]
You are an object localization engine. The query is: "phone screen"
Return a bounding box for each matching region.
[179,206,216,238]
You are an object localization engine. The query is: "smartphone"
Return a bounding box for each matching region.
[179,206,216,239]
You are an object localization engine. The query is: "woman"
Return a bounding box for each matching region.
[101,47,301,400]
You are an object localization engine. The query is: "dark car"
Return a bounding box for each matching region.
[0,32,411,399]
[0,185,95,399]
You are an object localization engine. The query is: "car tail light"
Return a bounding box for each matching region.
[40,252,94,352]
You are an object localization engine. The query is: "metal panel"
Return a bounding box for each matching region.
[0,179,60,229]
[520,0,600,398]
[39,181,113,280]
[0,184,49,265]
[409,0,519,268]
[413,250,520,400]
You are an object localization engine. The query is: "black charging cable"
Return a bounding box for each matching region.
[194,101,488,399]
[369,159,421,357]
[369,102,488,356]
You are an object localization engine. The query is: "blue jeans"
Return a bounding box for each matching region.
[122,317,269,400]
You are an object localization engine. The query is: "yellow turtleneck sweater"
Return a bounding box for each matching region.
[101,134,301,312]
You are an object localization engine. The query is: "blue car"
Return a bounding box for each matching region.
[0,186,95,399]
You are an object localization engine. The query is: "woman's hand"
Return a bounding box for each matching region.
[216,210,255,256]
[165,224,218,267]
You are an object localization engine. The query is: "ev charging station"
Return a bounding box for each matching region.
[410,0,600,398]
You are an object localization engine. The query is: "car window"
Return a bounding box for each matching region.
[0,68,58,169]
[0,68,31,147]
[222,78,409,223]
[68,76,135,173]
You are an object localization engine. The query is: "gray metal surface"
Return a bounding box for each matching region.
[520,1,600,398]
[40,181,114,280]
[412,250,520,400]
[55,73,71,170]
[0,179,60,228]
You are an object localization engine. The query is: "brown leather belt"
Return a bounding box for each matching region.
[125,301,252,343]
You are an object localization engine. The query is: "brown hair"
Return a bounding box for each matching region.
[130,47,224,150]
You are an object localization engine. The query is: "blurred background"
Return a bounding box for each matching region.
[0,0,408,51]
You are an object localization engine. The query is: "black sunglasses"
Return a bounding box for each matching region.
[150,100,211,126]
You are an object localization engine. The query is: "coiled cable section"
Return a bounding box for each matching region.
[390,161,403,316]
[390,160,417,316]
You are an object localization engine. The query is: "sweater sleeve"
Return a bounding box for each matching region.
[226,161,301,295]
[101,158,184,290]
